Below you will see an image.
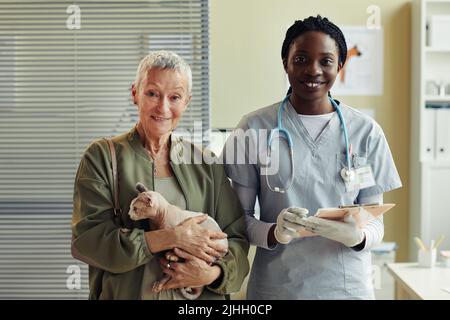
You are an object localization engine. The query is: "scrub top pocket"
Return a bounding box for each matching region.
[335,153,362,201]
[352,154,368,169]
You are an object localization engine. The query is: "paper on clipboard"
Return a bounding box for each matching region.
[316,203,395,225]
[297,204,396,237]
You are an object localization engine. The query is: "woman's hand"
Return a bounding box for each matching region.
[144,215,228,259]
[159,248,222,290]
[172,215,228,263]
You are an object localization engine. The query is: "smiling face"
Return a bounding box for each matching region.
[132,67,191,140]
[284,31,342,104]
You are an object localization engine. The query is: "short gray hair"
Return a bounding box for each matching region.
[134,50,192,94]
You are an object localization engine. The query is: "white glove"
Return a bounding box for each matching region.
[297,213,365,247]
[274,207,309,244]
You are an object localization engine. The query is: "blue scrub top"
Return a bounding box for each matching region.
[223,100,402,299]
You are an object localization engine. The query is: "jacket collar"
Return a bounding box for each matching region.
[127,125,186,163]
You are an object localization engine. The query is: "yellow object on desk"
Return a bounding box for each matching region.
[414,237,427,251]
[434,234,446,250]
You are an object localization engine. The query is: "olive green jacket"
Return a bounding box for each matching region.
[71,127,249,299]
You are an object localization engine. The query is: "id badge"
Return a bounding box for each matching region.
[344,165,376,192]
[356,165,376,189]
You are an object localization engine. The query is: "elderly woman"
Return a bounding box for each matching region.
[71,51,249,300]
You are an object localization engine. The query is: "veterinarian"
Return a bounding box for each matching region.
[223,15,402,299]
[72,51,249,299]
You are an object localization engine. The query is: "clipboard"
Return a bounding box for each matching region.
[316,203,396,222]
[297,203,396,237]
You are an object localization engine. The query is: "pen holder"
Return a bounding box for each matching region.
[418,249,436,268]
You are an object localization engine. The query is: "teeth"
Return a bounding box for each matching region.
[152,116,169,121]
[305,82,323,88]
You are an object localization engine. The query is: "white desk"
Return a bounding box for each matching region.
[387,262,450,300]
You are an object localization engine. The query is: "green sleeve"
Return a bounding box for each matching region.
[206,167,250,295]
[71,141,152,274]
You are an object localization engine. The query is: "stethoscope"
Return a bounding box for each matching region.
[265,94,355,193]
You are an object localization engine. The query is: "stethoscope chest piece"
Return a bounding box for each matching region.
[340,167,356,182]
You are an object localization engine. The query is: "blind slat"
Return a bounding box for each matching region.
[0,0,209,299]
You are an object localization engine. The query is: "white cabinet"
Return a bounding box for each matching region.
[410,0,450,259]
[423,108,450,161]
[424,166,450,248]
[371,243,397,300]
[422,108,435,161]
[436,109,450,160]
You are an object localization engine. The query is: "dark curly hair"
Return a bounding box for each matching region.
[281,15,347,67]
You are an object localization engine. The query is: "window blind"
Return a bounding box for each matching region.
[0,0,210,299]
